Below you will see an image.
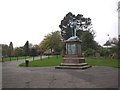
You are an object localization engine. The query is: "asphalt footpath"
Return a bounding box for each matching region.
[1,56,119,88]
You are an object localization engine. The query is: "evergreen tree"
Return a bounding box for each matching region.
[24,41,30,56]
[8,42,14,57]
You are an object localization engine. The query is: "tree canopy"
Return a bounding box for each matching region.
[0,44,9,57]
[39,31,63,54]
[24,41,30,56]
[8,42,14,57]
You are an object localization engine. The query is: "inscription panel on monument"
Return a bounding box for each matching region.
[67,44,76,55]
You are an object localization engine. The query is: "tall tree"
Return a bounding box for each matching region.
[0,44,9,57]
[81,31,95,50]
[109,37,118,59]
[33,44,41,55]
[8,42,14,57]
[24,41,30,56]
[30,48,37,56]
[40,31,63,54]
[14,47,24,56]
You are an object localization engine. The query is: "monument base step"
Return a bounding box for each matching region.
[60,63,88,66]
[55,63,91,69]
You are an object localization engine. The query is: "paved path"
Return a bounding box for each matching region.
[2,56,119,88]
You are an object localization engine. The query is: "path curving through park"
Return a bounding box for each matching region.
[2,56,119,88]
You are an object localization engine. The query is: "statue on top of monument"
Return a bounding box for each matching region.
[59,12,92,40]
[68,17,81,37]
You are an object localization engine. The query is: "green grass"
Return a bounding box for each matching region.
[19,56,119,68]
[86,57,120,68]
[19,55,63,67]
[1,56,31,62]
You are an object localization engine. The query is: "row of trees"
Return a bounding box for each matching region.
[1,41,42,58]
[39,30,100,56]
[1,33,118,58]
[39,30,119,58]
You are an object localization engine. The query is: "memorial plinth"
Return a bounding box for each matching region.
[55,36,91,69]
[63,36,85,63]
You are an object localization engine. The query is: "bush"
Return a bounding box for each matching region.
[84,48,95,57]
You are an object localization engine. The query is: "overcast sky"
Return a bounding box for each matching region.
[0,0,119,47]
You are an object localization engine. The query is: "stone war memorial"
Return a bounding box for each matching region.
[55,14,91,69]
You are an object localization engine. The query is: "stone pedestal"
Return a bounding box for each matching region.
[55,36,91,69]
[63,36,85,64]
[63,55,85,63]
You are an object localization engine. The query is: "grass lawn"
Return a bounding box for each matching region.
[0,56,31,62]
[19,56,119,68]
[86,57,120,68]
[19,55,63,67]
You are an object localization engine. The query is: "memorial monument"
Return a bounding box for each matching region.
[55,17,91,69]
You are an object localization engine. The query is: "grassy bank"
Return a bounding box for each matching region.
[19,55,62,67]
[19,56,119,68]
[86,57,120,68]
